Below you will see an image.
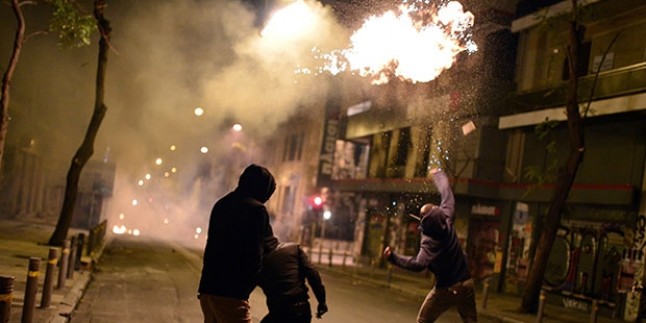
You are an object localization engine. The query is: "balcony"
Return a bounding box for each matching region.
[509,62,646,114]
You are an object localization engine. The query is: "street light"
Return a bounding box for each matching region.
[318,207,332,264]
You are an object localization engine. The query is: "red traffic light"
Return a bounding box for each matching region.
[313,196,323,207]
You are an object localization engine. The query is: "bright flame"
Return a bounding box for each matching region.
[262,0,318,41]
[112,224,127,235]
[319,1,475,84]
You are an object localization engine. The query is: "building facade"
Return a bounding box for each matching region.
[266,0,646,319]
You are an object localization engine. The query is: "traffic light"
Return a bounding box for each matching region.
[308,195,323,210]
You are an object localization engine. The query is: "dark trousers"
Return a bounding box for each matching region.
[261,300,312,323]
[417,279,478,323]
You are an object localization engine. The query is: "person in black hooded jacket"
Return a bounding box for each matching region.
[257,236,327,323]
[198,164,277,323]
[383,168,477,323]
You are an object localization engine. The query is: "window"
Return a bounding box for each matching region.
[283,132,305,162]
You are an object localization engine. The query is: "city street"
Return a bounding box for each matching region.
[71,236,470,323]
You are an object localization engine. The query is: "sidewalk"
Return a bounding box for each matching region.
[317,263,628,323]
[0,219,102,323]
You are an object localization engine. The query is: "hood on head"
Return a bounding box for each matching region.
[237,164,276,203]
[420,208,448,240]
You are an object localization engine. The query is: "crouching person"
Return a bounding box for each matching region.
[258,236,328,322]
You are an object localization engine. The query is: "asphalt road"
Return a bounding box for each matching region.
[71,236,467,323]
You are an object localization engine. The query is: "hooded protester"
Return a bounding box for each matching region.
[257,236,327,323]
[383,169,477,323]
[198,164,278,323]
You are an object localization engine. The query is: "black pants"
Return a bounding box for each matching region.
[261,301,312,323]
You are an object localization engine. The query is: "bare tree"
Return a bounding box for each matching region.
[519,0,620,312]
[0,0,96,176]
[48,0,111,246]
[0,0,27,175]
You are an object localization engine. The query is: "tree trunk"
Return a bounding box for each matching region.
[0,0,26,176]
[519,0,584,312]
[49,0,111,246]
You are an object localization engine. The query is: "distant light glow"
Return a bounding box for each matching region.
[200,147,209,154]
[194,107,204,116]
[145,173,151,180]
[313,196,323,206]
[137,180,144,186]
[196,227,202,234]
[232,124,242,132]
[323,210,332,220]
[155,158,163,165]
[164,218,170,224]
[164,172,170,177]
[170,145,176,151]
[171,167,177,173]
[132,229,141,236]
[118,213,125,220]
[131,199,138,206]
[112,225,127,235]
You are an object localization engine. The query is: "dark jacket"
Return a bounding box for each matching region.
[198,164,277,300]
[258,242,326,310]
[388,171,471,288]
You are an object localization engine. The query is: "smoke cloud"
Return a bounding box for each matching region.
[0,0,348,246]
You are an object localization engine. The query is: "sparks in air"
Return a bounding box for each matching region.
[300,0,476,84]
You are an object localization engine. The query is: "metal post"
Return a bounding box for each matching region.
[76,233,85,270]
[482,278,490,310]
[67,236,77,279]
[342,251,348,269]
[590,299,598,323]
[535,289,546,323]
[0,275,14,323]
[40,248,58,309]
[328,247,333,267]
[21,257,40,323]
[57,239,70,290]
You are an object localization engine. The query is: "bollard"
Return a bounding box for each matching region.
[590,299,598,323]
[0,275,15,323]
[76,233,85,270]
[535,289,546,323]
[40,248,58,309]
[57,239,70,290]
[22,257,41,323]
[482,278,490,310]
[318,239,323,265]
[67,236,77,279]
[87,229,95,256]
[328,247,333,267]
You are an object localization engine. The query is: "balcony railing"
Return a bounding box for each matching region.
[509,62,646,113]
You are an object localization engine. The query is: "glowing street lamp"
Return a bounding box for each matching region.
[232,123,243,132]
[200,146,209,154]
[194,107,204,116]
[155,158,163,166]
